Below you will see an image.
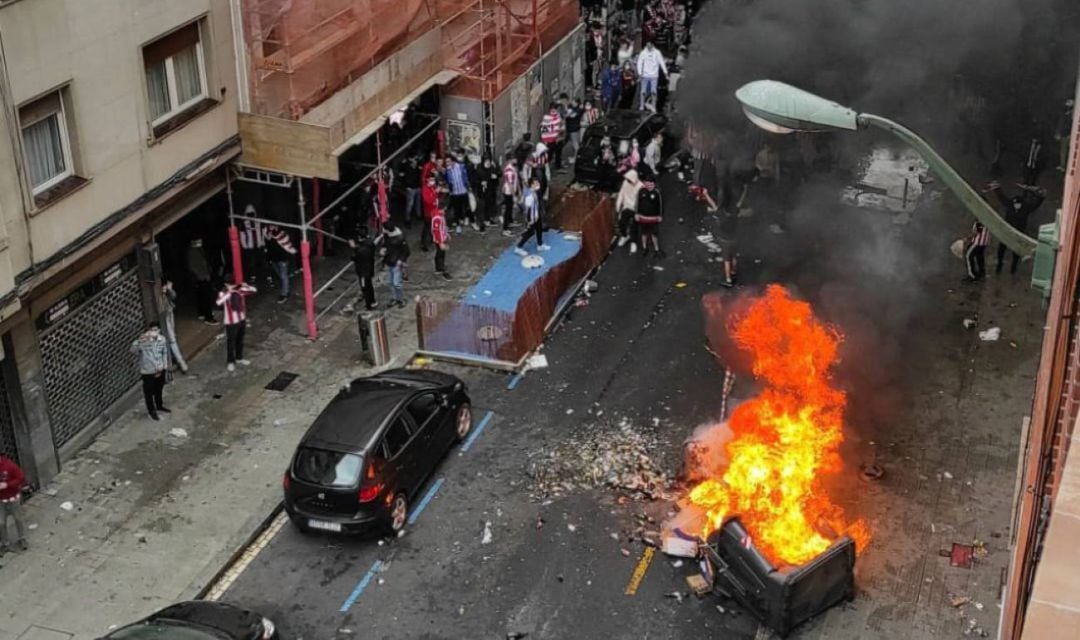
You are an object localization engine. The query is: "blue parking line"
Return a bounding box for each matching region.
[339,560,382,612]
[407,477,445,525]
[507,373,524,390]
[461,411,493,453]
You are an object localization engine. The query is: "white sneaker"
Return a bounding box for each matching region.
[502,230,514,237]
[227,363,236,372]
[538,244,551,251]
[514,248,529,257]
[617,236,628,247]
[238,359,251,366]
[630,242,638,254]
[471,223,481,231]
[455,225,463,234]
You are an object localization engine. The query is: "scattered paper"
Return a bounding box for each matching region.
[481,521,493,545]
[978,327,1001,342]
[169,427,189,438]
[60,501,74,511]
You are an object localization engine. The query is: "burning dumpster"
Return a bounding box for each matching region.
[703,517,856,637]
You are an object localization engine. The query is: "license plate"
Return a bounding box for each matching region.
[308,519,342,532]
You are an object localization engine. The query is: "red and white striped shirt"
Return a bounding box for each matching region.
[502,162,518,196]
[431,213,450,246]
[970,223,991,247]
[539,111,563,145]
[216,283,257,325]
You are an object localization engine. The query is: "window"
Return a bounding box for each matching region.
[143,23,208,128]
[405,394,440,428]
[382,417,413,458]
[293,447,363,487]
[19,91,73,194]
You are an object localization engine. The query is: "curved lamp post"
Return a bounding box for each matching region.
[735,80,1058,293]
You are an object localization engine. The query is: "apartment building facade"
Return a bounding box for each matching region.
[0,0,241,485]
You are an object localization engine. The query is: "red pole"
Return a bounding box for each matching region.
[228,225,244,285]
[313,179,324,258]
[301,239,317,340]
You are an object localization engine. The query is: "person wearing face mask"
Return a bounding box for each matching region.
[988,180,1046,275]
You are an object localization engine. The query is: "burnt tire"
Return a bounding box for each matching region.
[455,402,473,442]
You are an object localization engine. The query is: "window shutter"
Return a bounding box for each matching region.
[19,91,62,127]
[143,23,199,67]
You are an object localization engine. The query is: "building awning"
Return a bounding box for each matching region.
[331,69,459,157]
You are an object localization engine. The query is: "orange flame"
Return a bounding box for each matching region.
[689,284,869,566]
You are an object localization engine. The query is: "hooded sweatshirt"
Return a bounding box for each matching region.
[616,170,642,212]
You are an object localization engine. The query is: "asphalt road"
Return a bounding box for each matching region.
[217,160,1046,639]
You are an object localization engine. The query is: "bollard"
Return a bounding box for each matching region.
[364,314,390,367]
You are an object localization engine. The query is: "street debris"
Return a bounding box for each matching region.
[652,265,665,272]
[506,633,529,640]
[60,501,74,511]
[621,548,631,557]
[950,543,975,568]
[943,471,954,480]
[481,521,493,545]
[686,574,710,597]
[769,224,784,234]
[664,591,685,603]
[950,595,971,607]
[661,529,700,558]
[978,327,1001,342]
[526,354,549,370]
[567,523,577,533]
[525,420,672,501]
[860,463,885,482]
[962,318,977,329]
[168,427,189,438]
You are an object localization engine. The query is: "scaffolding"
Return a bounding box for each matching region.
[240,0,581,118]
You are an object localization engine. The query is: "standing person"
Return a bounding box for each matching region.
[187,238,217,325]
[1023,136,1046,186]
[402,155,422,228]
[619,61,638,110]
[445,153,474,232]
[217,281,256,371]
[382,222,410,308]
[238,208,266,285]
[1056,99,1075,172]
[635,177,664,256]
[964,221,991,283]
[539,104,564,171]
[264,225,297,303]
[636,41,667,110]
[420,173,440,251]
[717,207,739,288]
[0,454,28,552]
[582,99,600,129]
[615,169,642,251]
[501,156,520,236]
[475,155,501,227]
[420,151,439,185]
[130,322,170,420]
[644,131,663,175]
[349,226,378,310]
[160,280,188,374]
[564,98,583,163]
[617,36,635,67]
[514,177,549,255]
[431,204,452,280]
[600,61,622,112]
[989,181,1046,274]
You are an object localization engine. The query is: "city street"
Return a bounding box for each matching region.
[216,164,1046,639]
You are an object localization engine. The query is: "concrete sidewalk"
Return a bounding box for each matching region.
[0,215,522,640]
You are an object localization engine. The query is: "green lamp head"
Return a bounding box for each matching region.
[735,80,860,134]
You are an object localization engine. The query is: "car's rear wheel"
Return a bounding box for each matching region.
[455,402,473,441]
[389,493,408,533]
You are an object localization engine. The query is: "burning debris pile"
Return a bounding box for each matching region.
[527,419,673,501]
[683,284,869,567]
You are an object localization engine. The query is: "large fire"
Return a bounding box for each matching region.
[689,285,869,566]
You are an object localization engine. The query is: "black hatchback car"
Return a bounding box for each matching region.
[98,601,278,639]
[283,368,471,535]
[573,109,668,188]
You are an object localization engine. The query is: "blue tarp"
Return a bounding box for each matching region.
[463,231,582,312]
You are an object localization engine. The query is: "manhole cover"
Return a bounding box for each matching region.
[477,325,504,341]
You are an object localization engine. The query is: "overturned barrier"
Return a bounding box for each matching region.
[416,189,614,369]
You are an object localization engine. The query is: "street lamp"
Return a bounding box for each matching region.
[735,80,1058,295]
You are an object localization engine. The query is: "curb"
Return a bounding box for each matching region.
[195,501,285,600]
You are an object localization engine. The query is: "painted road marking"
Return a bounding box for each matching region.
[407,477,445,525]
[461,411,493,452]
[204,510,288,601]
[624,547,655,595]
[507,373,524,390]
[339,560,383,613]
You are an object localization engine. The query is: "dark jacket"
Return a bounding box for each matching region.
[351,238,376,278]
[565,104,582,134]
[636,185,663,222]
[382,228,410,267]
[475,162,500,202]
[0,455,25,501]
[994,186,1045,231]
